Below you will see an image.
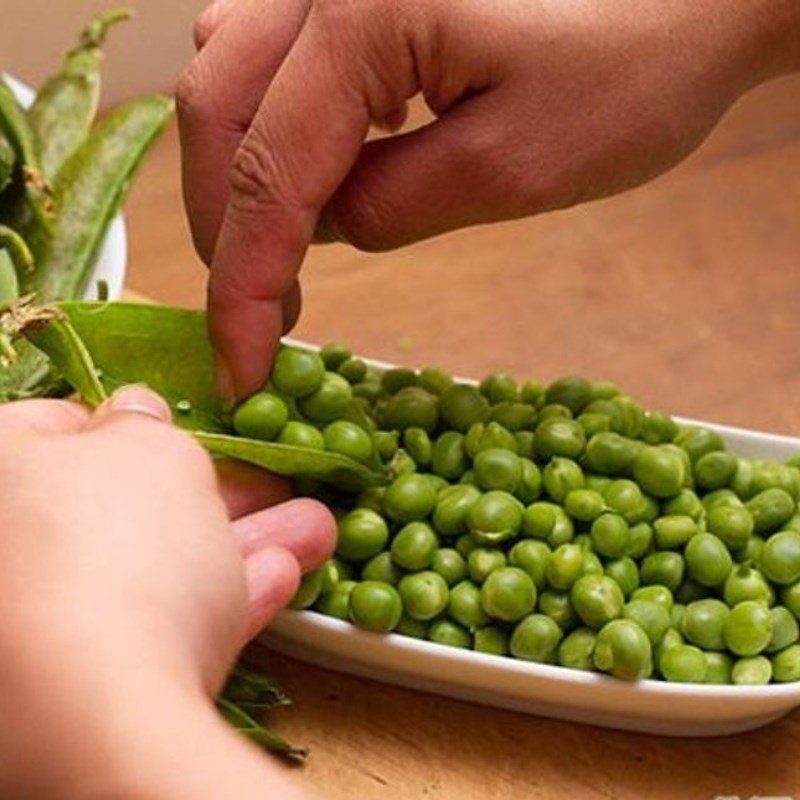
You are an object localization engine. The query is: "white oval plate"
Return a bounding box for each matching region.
[3,73,127,300]
[262,351,800,737]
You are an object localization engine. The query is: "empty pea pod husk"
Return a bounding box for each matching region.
[28,8,132,181]
[0,250,19,309]
[23,94,173,300]
[0,130,14,193]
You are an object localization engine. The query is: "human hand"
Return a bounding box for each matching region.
[0,387,333,799]
[177,0,800,400]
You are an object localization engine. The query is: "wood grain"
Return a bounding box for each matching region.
[124,73,800,799]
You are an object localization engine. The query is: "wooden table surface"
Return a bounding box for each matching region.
[125,74,800,799]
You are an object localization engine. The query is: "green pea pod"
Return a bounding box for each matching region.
[0,224,34,275]
[215,697,307,761]
[13,300,388,489]
[25,94,173,300]
[29,8,132,180]
[0,250,19,308]
[0,77,52,229]
[0,130,14,193]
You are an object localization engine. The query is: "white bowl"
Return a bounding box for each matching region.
[263,352,800,737]
[3,73,127,300]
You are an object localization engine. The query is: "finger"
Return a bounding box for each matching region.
[208,6,415,399]
[193,0,239,50]
[215,457,292,520]
[233,498,336,571]
[0,399,90,435]
[281,280,302,334]
[178,0,312,264]
[87,386,172,430]
[318,91,520,251]
[242,545,301,641]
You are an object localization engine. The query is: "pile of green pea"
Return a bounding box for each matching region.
[237,343,800,685]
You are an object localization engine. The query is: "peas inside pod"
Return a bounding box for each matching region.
[11,301,800,688]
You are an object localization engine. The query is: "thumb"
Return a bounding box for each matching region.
[87,386,173,430]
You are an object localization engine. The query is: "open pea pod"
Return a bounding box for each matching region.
[0,130,14,193]
[12,300,387,490]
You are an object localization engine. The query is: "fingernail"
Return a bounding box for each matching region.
[214,354,237,410]
[104,385,172,422]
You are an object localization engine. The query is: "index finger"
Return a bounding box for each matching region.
[0,399,90,436]
[208,4,413,400]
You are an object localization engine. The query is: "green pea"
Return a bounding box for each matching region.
[352,380,381,403]
[439,384,490,432]
[734,535,765,565]
[232,392,288,440]
[590,513,630,558]
[629,494,660,525]
[653,515,697,550]
[632,446,686,499]
[659,644,707,683]
[520,379,546,407]
[362,551,403,586]
[271,347,326,397]
[537,403,573,422]
[522,502,575,547]
[703,488,744,511]
[489,402,537,431]
[418,367,453,396]
[724,601,773,656]
[593,619,652,680]
[336,509,389,562]
[378,386,439,433]
[474,626,509,656]
[372,430,399,461]
[315,580,357,620]
[684,532,733,587]
[784,513,800,533]
[705,505,754,552]
[585,474,612,493]
[349,581,403,632]
[723,564,773,606]
[515,459,543,504]
[383,473,437,523]
[481,567,537,622]
[631,585,674,612]
[432,484,481,537]
[323,420,374,463]
[431,431,469,479]
[589,380,622,401]
[570,574,624,630]
[468,548,507,584]
[772,644,800,682]
[662,488,704,522]
[430,548,468,586]
[515,431,536,459]
[277,420,325,449]
[403,427,432,467]
[465,421,518,457]
[455,534,477,559]
[584,432,640,476]
[704,652,734,685]
[601,479,642,522]
[395,615,429,639]
[542,457,585,503]
[622,600,670,645]
[640,412,679,445]
[604,557,640,599]
[319,342,351,370]
[538,589,579,631]
[544,376,592,415]
[298,372,353,422]
[534,418,586,460]
[546,543,585,591]
[680,599,729,650]
[391,522,439,570]
[428,619,471,649]
[468,491,523,545]
[381,368,418,394]
[675,579,711,604]
[582,551,604,578]
[640,551,685,591]
[653,628,684,666]
[626,522,654,559]
[473,448,522,493]
[557,627,598,671]
[767,606,799,653]
[289,568,324,609]
[732,656,772,686]
[398,571,449,621]
[782,581,800,619]
[510,614,563,662]
[320,558,353,592]
[675,426,725,464]
[564,489,606,522]
[751,462,800,499]
[508,540,551,590]
[337,356,367,384]
[479,372,519,403]
[448,579,491,630]
[694,450,738,490]
[759,530,800,585]
[577,412,612,438]
[745,488,796,534]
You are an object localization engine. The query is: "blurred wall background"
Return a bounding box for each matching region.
[1,0,206,102]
